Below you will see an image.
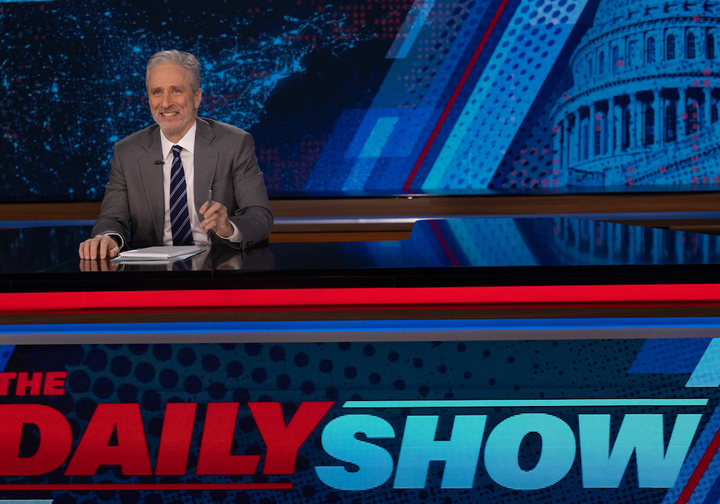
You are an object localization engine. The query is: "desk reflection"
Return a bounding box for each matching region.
[4,217,720,278]
[77,242,275,272]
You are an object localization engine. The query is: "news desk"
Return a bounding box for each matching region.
[2,216,720,504]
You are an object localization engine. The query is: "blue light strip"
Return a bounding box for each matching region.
[386,0,436,59]
[2,318,720,335]
[422,0,589,189]
[342,399,709,408]
[344,116,401,189]
[0,220,95,228]
[0,345,13,373]
[0,501,53,504]
[3,212,720,229]
[2,317,720,336]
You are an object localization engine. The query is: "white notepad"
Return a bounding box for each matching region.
[112,246,205,261]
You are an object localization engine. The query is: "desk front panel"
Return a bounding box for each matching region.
[3,216,720,503]
[0,318,719,504]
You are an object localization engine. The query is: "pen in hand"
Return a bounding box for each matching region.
[204,189,214,235]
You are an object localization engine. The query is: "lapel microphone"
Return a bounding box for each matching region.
[154,160,163,165]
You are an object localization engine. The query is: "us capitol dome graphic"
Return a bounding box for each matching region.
[551,0,720,186]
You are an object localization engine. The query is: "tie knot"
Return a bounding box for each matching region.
[172,145,182,158]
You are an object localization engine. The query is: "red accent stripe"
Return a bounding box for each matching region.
[675,425,720,504]
[0,483,292,491]
[429,221,461,266]
[2,284,720,315]
[402,0,512,191]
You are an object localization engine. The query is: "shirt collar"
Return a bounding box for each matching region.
[160,120,197,160]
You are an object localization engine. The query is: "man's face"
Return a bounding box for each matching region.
[147,64,202,143]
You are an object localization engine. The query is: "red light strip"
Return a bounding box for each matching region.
[675,425,720,504]
[2,284,720,314]
[429,220,461,266]
[0,483,292,491]
[402,0,512,191]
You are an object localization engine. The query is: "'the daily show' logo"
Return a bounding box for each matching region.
[0,373,707,494]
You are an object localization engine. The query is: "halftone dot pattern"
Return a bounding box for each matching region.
[6,0,720,197]
[661,389,720,504]
[370,0,497,189]
[630,339,711,374]
[308,0,494,190]
[445,218,537,266]
[422,0,587,190]
[0,345,14,373]
[1,0,411,200]
[549,0,720,188]
[3,338,713,503]
[489,51,573,190]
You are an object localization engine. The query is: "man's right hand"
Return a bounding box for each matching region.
[78,234,121,260]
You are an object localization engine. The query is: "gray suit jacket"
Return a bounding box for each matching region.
[92,118,273,249]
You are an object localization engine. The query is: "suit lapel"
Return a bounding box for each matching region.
[137,128,165,245]
[193,118,219,215]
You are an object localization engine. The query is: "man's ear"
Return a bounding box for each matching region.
[194,88,202,110]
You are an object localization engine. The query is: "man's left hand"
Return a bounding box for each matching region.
[199,201,234,238]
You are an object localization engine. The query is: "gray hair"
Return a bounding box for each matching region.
[146,50,201,92]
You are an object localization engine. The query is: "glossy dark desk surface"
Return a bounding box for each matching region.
[2,217,720,292]
[8,184,720,202]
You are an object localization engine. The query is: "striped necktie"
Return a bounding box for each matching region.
[170,145,194,246]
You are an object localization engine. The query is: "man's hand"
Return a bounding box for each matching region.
[199,201,234,238]
[79,258,120,272]
[78,234,120,260]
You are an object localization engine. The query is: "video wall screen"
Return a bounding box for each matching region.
[2,0,719,201]
[0,328,718,504]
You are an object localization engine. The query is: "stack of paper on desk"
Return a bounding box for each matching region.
[112,246,205,262]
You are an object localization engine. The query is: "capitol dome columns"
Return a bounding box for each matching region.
[632,93,642,150]
[551,87,692,165]
[579,109,587,163]
[554,113,576,170]
[554,120,566,170]
[626,93,636,150]
[571,113,579,166]
[609,97,617,156]
[678,87,687,139]
[590,102,598,159]
[654,89,663,148]
[550,0,720,185]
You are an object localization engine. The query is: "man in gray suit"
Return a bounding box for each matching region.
[79,50,273,259]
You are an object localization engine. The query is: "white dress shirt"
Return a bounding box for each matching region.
[159,122,240,246]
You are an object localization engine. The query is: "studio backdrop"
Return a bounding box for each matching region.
[2,0,719,199]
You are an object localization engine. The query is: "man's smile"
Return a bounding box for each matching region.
[147,63,202,142]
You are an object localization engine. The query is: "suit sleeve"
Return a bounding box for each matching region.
[227,132,273,249]
[91,145,131,244]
